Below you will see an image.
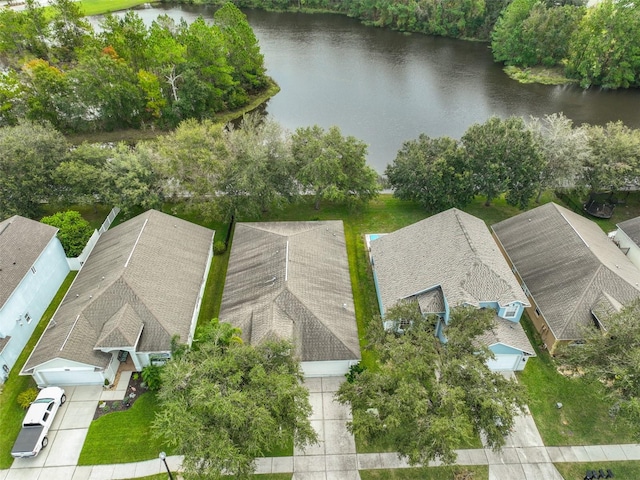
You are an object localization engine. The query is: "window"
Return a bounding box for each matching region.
[24,313,32,324]
[31,266,36,274]
[535,307,541,317]
[504,303,519,318]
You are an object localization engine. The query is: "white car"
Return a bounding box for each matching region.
[11,387,66,458]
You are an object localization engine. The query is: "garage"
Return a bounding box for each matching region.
[35,368,105,387]
[302,360,359,378]
[486,354,520,372]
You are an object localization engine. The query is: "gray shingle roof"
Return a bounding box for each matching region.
[492,203,640,341]
[23,210,214,372]
[477,315,535,355]
[0,216,58,308]
[617,217,640,247]
[370,208,529,314]
[219,221,360,362]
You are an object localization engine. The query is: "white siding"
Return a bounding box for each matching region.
[615,228,640,271]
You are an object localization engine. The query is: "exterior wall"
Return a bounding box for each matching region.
[615,228,640,271]
[478,301,524,322]
[67,207,120,271]
[301,360,358,377]
[0,237,69,382]
[188,243,214,345]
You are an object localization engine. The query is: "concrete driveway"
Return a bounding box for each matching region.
[7,385,102,480]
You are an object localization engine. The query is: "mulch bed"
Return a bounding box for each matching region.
[93,372,148,420]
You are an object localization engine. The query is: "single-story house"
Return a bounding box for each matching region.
[369,208,534,372]
[219,221,361,377]
[0,216,70,383]
[22,210,214,387]
[493,202,640,353]
[614,216,640,271]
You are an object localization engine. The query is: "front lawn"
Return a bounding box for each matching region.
[555,461,640,480]
[360,465,489,479]
[78,392,173,465]
[0,272,76,470]
[517,315,635,446]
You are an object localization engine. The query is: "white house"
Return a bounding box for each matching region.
[22,210,214,387]
[219,221,361,377]
[0,216,70,383]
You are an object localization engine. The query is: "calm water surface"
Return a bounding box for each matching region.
[98,5,640,172]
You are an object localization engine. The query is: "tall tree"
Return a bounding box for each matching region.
[53,142,112,205]
[567,0,640,89]
[558,299,640,439]
[386,134,473,212]
[49,0,92,63]
[220,114,297,219]
[336,303,527,465]
[527,113,590,201]
[581,121,640,192]
[462,116,543,208]
[153,320,318,479]
[0,120,68,218]
[292,125,379,210]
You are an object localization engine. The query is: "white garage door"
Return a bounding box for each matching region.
[38,369,105,386]
[302,360,351,377]
[486,354,519,372]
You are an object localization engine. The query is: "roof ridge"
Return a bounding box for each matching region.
[453,208,479,256]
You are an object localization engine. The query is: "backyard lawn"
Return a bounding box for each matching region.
[0,272,76,470]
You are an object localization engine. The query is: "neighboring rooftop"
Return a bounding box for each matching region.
[477,315,535,356]
[617,216,640,248]
[0,216,58,308]
[493,202,640,341]
[23,210,214,372]
[219,221,360,363]
[370,208,529,315]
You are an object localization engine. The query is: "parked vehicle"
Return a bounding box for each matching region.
[11,387,66,458]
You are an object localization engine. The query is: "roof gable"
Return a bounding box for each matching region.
[23,210,214,371]
[370,208,529,313]
[493,203,640,340]
[618,216,640,248]
[219,221,360,362]
[0,216,58,307]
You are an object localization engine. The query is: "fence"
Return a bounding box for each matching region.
[67,207,120,270]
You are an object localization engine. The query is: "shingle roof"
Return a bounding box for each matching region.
[370,208,529,314]
[617,217,640,247]
[23,210,214,372]
[219,221,360,362]
[492,202,640,341]
[0,216,58,308]
[477,315,535,355]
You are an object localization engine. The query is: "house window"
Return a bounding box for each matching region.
[521,283,531,297]
[504,303,519,318]
[535,307,541,317]
[24,313,32,324]
[31,266,36,274]
[150,353,171,366]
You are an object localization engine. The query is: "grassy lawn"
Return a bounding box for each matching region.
[555,461,640,480]
[78,0,148,16]
[78,392,173,465]
[0,272,77,470]
[517,314,635,446]
[360,465,489,479]
[123,474,293,480]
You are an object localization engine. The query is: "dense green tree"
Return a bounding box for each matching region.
[567,0,640,88]
[40,210,93,257]
[0,120,68,218]
[214,3,267,92]
[462,116,543,208]
[527,113,589,201]
[557,299,640,439]
[54,142,112,205]
[102,143,164,218]
[49,0,92,63]
[386,134,473,211]
[99,12,149,71]
[336,303,527,465]
[581,121,640,192]
[219,114,297,219]
[291,125,379,210]
[153,319,317,479]
[0,69,24,126]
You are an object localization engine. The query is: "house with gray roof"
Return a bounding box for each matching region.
[219,221,360,377]
[22,210,214,387]
[614,216,640,271]
[493,202,640,353]
[0,216,69,383]
[369,208,533,372]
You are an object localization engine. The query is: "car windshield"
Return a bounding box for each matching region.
[32,398,54,403]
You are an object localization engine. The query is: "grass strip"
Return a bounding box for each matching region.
[360,465,489,479]
[0,272,77,469]
[554,461,640,480]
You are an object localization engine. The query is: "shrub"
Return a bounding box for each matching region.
[41,211,94,257]
[17,388,39,409]
[345,362,366,383]
[141,364,162,391]
[213,240,227,255]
